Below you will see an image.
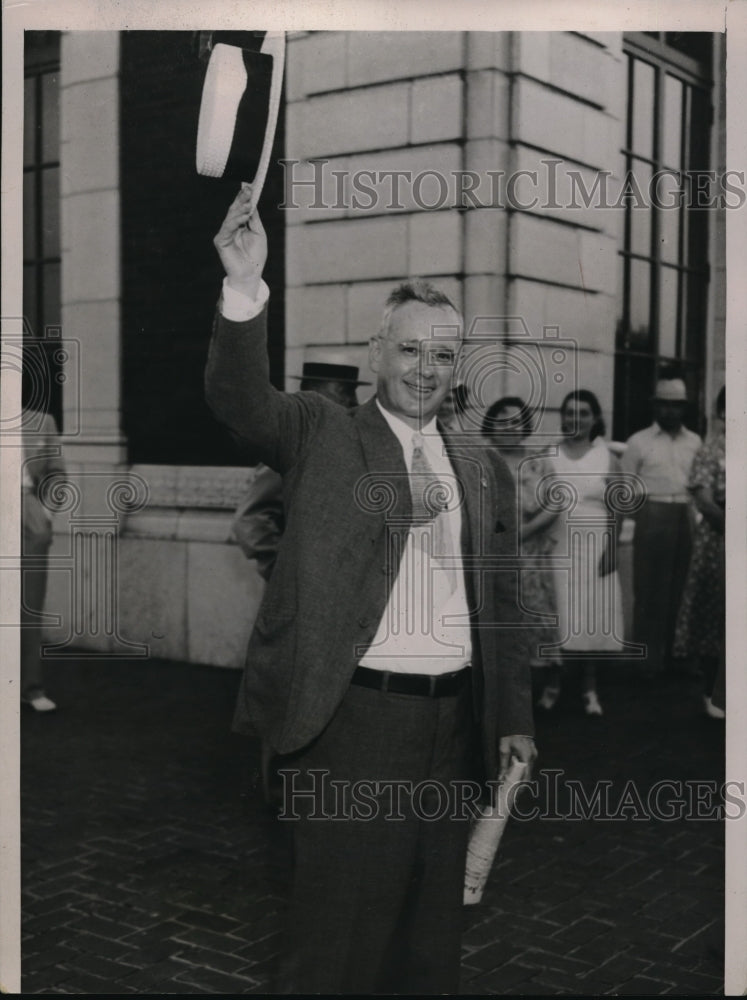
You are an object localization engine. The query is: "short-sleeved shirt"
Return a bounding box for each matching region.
[621,422,702,501]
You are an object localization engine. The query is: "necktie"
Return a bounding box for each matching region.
[410,433,457,593]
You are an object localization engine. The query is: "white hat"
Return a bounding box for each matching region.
[196,33,285,209]
[652,378,688,402]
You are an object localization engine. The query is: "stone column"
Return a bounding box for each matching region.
[463,32,512,330]
[46,33,129,655]
[503,32,626,430]
[59,31,126,466]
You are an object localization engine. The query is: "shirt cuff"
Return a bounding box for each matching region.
[221,278,270,322]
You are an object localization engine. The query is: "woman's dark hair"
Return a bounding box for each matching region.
[452,383,471,417]
[21,340,51,412]
[716,385,725,417]
[482,396,534,438]
[560,389,606,441]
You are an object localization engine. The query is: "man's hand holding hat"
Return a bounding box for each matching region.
[213,185,267,300]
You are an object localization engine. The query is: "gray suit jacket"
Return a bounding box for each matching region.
[205,307,533,780]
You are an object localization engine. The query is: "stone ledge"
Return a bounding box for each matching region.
[129,465,257,512]
[121,509,236,544]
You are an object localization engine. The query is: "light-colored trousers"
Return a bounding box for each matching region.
[21,490,52,695]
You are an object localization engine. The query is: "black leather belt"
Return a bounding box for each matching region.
[351,665,471,698]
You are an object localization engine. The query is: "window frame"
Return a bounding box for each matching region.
[614,32,714,439]
[23,32,62,424]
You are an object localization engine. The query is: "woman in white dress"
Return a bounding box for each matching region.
[538,390,625,716]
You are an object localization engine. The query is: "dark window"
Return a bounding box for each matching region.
[120,31,286,466]
[614,32,715,439]
[23,31,62,426]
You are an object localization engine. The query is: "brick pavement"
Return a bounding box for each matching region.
[20,657,724,994]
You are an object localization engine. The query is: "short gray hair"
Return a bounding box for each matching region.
[378,279,460,340]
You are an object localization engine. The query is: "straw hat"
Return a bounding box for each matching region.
[652,378,688,402]
[196,32,285,208]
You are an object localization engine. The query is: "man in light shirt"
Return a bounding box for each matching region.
[205,187,535,994]
[621,378,702,678]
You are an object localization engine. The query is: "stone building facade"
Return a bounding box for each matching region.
[23,29,726,665]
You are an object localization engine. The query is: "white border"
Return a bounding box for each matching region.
[725,2,747,996]
[0,0,732,32]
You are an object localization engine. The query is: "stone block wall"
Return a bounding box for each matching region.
[504,32,626,434]
[43,465,266,668]
[60,32,126,467]
[282,30,628,436]
[283,31,474,396]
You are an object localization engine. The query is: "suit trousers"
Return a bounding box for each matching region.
[632,501,693,673]
[276,677,478,995]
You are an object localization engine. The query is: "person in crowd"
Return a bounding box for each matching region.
[205,186,535,995]
[621,377,702,679]
[438,381,472,432]
[673,386,726,718]
[482,397,562,700]
[539,390,626,716]
[20,401,65,712]
[231,360,366,581]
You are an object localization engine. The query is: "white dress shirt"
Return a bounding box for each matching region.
[358,404,472,674]
[221,277,270,321]
[621,422,702,502]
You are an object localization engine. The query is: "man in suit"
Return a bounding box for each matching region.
[205,186,536,994]
[231,360,367,803]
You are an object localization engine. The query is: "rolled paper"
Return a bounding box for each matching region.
[463,757,528,905]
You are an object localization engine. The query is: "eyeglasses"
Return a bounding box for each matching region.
[379,337,458,367]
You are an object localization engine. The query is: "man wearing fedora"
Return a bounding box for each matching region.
[621,377,702,678]
[205,187,535,994]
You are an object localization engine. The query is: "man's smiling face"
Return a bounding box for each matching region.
[369,301,461,429]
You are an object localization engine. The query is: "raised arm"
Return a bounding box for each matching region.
[205,186,323,473]
[214,183,267,301]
